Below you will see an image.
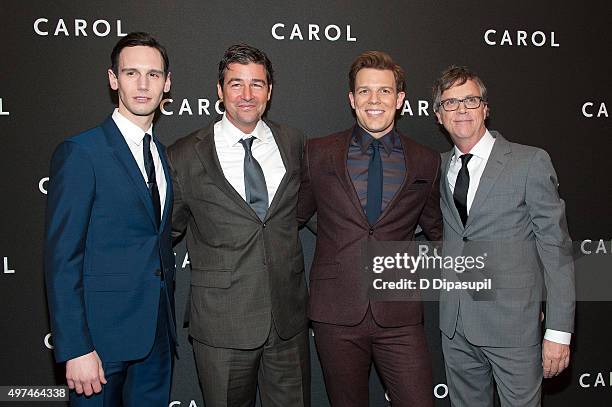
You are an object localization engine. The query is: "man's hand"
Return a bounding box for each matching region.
[66,350,107,396]
[542,339,570,378]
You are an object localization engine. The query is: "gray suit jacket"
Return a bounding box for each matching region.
[439,131,575,347]
[168,119,308,349]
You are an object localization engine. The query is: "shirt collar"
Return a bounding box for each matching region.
[452,129,496,163]
[218,112,269,147]
[352,125,396,156]
[112,108,153,146]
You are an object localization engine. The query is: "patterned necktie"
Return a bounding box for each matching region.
[453,153,473,226]
[143,133,161,228]
[238,137,268,220]
[366,139,383,225]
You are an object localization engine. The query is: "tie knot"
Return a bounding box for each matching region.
[459,153,473,166]
[370,139,381,151]
[239,137,255,152]
[143,133,152,145]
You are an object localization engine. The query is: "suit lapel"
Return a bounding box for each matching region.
[465,133,511,229]
[263,120,290,221]
[332,129,369,224]
[440,150,465,231]
[154,135,173,230]
[102,117,158,229]
[193,123,261,222]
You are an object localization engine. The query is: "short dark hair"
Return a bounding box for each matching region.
[349,51,405,93]
[110,32,170,76]
[432,66,487,112]
[218,44,274,86]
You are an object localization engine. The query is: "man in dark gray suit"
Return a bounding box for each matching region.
[434,66,575,406]
[167,44,310,407]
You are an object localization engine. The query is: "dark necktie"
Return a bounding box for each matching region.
[453,153,473,226]
[366,139,383,225]
[143,133,161,228]
[239,137,268,220]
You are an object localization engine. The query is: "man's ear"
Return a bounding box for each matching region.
[108,69,118,90]
[348,92,355,110]
[395,91,406,109]
[217,83,223,101]
[164,72,172,93]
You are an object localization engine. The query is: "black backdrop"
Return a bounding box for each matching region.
[1,1,610,406]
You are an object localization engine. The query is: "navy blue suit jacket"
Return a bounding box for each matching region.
[44,116,175,363]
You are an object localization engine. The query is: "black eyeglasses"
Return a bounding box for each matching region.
[438,96,485,111]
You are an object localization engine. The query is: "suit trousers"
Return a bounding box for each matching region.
[193,323,310,407]
[312,306,433,407]
[70,286,173,407]
[442,309,542,407]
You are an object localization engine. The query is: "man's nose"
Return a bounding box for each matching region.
[137,75,149,90]
[368,92,380,104]
[456,101,468,113]
[242,85,253,100]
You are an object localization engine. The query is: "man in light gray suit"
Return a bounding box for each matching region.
[433,66,575,406]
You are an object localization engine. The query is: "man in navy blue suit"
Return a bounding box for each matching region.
[44,32,175,406]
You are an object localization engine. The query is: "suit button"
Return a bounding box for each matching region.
[369,228,374,235]
[462,237,469,242]
[262,223,267,228]
[155,269,162,276]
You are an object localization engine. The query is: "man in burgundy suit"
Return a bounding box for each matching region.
[297,51,442,407]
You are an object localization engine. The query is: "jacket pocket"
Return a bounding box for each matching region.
[493,273,536,289]
[309,262,340,280]
[83,274,133,292]
[191,268,232,288]
[405,179,429,190]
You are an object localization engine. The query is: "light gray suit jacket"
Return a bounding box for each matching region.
[439,131,575,347]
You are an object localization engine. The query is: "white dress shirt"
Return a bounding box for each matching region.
[112,109,167,220]
[447,129,571,345]
[214,113,286,206]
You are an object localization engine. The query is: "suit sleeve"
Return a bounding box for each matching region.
[418,154,443,242]
[525,149,575,333]
[297,138,317,227]
[44,141,95,363]
[167,147,191,246]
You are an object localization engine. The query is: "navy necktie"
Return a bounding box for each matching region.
[239,137,269,220]
[366,139,383,225]
[143,133,161,228]
[453,153,473,226]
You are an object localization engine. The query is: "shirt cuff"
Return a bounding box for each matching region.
[544,329,571,345]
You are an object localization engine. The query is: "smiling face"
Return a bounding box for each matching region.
[217,62,271,134]
[348,68,405,139]
[108,45,171,130]
[435,79,488,150]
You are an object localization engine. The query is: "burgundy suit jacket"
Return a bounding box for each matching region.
[298,127,443,327]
